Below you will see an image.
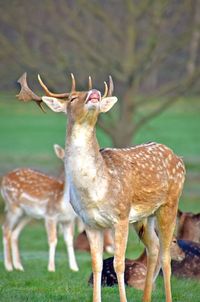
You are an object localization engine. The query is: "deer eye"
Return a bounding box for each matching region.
[70,96,78,102]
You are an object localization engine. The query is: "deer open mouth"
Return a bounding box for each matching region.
[86,90,101,104]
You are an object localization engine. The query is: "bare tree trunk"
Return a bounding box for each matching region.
[112,130,135,148]
[187,0,200,77]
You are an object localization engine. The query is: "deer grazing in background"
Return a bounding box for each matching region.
[88,237,185,290]
[1,144,78,272]
[176,209,200,243]
[17,73,185,302]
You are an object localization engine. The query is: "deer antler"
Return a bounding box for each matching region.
[88,76,92,90]
[102,76,113,98]
[108,75,113,96]
[16,73,45,112]
[17,72,76,112]
[38,74,70,98]
[87,76,108,98]
[71,73,76,91]
[102,81,108,98]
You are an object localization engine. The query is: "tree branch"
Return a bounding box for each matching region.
[97,117,116,138]
[133,71,199,133]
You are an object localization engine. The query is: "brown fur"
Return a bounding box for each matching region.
[171,239,200,279]
[177,209,200,243]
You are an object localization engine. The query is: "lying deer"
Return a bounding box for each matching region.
[88,238,185,290]
[177,209,200,243]
[171,239,200,279]
[1,144,78,272]
[17,73,185,302]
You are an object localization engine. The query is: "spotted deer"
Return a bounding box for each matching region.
[16,73,185,302]
[1,144,78,272]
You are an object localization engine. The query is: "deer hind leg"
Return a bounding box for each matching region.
[45,218,57,272]
[11,217,31,271]
[86,227,104,302]
[62,220,79,272]
[113,219,129,302]
[2,208,23,271]
[134,217,160,302]
[156,201,178,302]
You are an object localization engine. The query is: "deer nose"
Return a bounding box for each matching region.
[89,89,101,99]
[86,89,101,103]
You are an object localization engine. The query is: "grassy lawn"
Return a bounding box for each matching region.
[0,222,199,302]
[0,93,200,301]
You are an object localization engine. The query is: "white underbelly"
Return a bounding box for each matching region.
[79,208,118,228]
[129,203,161,223]
[19,192,47,219]
[129,207,147,223]
[21,204,46,219]
[69,186,117,228]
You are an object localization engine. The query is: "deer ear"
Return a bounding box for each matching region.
[100,96,118,113]
[53,144,65,161]
[42,96,67,113]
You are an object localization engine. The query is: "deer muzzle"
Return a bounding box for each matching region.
[86,89,101,104]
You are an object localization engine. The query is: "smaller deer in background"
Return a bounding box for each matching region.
[177,209,200,243]
[88,238,185,290]
[1,144,78,272]
[171,239,200,279]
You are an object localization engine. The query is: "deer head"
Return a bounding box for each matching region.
[17,73,118,126]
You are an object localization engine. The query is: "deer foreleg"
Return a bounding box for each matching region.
[76,217,85,233]
[86,227,104,302]
[104,228,114,254]
[45,218,57,272]
[62,221,79,272]
[11,217,31,271]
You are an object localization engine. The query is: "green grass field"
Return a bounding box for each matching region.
[0,223,199,302]
[0,93,200,301]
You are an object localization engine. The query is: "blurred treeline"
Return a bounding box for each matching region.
[1,0,200,146]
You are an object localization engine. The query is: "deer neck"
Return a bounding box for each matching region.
[65,121,109,219]
[66,121,106,176]
[66,117,101,155]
